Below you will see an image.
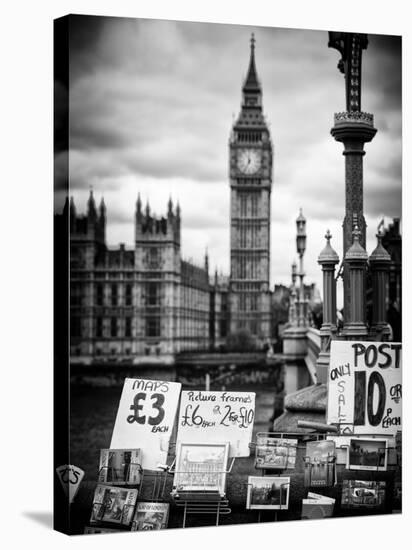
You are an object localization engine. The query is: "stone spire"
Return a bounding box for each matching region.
[318,229,339,264]
[62,196,69,217]
[69,197,76,230]
[243,33,261,93]
[87,189,97,221]
[345,225,368,262]
[99,197,106,218]
[369,227,391,263]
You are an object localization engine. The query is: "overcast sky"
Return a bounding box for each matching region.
[55,16,401,303]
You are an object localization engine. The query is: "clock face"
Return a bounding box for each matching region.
[237,148,261,175]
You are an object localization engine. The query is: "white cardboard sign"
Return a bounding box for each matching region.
[56,464,85,503]
[110,378,182,470]
[176,390,255,457]
[327,341,402,435]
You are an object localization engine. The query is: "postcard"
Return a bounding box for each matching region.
[255,437,297,469]
[304,440,336,487]
[301,499,335,519]
[98,449,142,484]
[307,492,335,503]
[347,438,387,471]
[131,502,170,531]
[341,480,386,509]
[90,484,138,526]
[246,476,290,510]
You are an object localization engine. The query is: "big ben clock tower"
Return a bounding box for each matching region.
[229,34,273,343]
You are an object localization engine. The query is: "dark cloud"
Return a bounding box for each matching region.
[365,34,402,112]
[59,17,401,290]
[54,82,68,154]
[54,151,68,191]
[68,15,107,80]
[365,187,402,219]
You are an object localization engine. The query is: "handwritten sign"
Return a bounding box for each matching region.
[56,464,85,503]
[176,390,255,457]
[327,341,402,435]
[110,378,181,470]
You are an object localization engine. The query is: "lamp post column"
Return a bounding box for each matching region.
[316,230,340,383]
[328,32,377,325]
[343,226,369,338]
[369,229,391,339]
[296,210,307,328]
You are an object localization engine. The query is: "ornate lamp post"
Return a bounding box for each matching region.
[291,260,297,286]
[289,261,298,326]
[296,209,307,327]
[274,32,395,434]
[329,32,377,329]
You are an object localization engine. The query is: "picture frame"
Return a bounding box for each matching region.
[173,442,230,495]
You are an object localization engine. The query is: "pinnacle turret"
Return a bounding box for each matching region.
[87,189,97,220]
[99,197,106,218]
[243,33,261,93]
[62,196,69,217]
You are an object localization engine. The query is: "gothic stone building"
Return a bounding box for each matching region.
[61,36,294,363]
[67,193,229,362]
[229,35,273,340]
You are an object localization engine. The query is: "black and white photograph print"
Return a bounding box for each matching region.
[347,438,388,471]
[53,12,402,535]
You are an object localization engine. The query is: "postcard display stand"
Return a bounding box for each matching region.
[77,375,400,533]
[249,432,295,522]
[82,430,400,532]
[169,455,235,528]
[249,430,400,520]
[90,446,235,530]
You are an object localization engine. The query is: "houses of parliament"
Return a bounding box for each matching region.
[61,37,301,362]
